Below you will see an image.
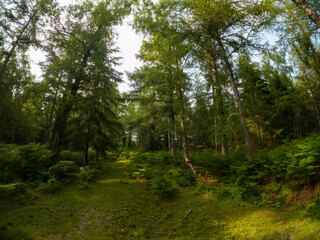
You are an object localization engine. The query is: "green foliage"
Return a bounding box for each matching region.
[0,224,34,240]
[48,161,78,182]
[150,175,179,198]
[59,150,83,166]
[18,144,52,182]
[305,194,320,218]
[193,182,214,195]
[168,167,196,187]
[255,134,320,182]
[79,166,100,183]
[0,144,52,183]
[215,182,260,203]
[0,144,23,182]
[0,183,26,198]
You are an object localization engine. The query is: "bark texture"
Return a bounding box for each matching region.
[291,0,320,28]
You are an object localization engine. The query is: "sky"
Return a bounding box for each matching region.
[28,0,144,93]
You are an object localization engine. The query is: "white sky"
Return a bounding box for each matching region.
[29,0,143,93]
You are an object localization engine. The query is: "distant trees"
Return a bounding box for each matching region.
[0,0,320,167]
[124,0,320,171]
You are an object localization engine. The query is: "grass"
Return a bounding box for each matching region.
[1,159,320,239]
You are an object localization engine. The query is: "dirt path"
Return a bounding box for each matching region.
[1,160,320,239]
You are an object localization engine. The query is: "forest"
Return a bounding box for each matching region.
[1,0,320,239]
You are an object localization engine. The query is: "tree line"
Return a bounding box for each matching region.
[0,0,319,170]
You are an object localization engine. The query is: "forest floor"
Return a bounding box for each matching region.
[1,160,320,240]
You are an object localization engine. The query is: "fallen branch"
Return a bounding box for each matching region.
[45,207,58,216]
[182,209,192,220]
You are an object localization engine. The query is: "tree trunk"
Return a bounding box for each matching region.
[84,112,91,166]
[177,78,196,175]
[214,113,218,152]
[48,99,75,161]
[170,104,175,155]
[291,0,320,28]
[168,122,171,152]
[48,50,90,161]
[217,40,254,162]
[221,134,228,155]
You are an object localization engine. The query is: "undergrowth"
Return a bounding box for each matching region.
[121,134,320,217]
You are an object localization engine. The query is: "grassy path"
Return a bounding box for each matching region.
[1,160,320,239]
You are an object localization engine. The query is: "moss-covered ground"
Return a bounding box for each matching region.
[1,160,320,239]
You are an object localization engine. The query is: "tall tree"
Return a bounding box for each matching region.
[0,0,56,82]
[45,0,130,160]
[133,0,197,173]
[291,0,320,28]
[184,0,276,161]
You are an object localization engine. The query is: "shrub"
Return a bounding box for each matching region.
[150,175,179,198]
[59,150,83,165]
[0,144,23,182]
[79,166,100,182]
[193,182,214,195]
[306,194,320,218]
[48,161,78,182]
[18,144,52,182]
[215,182,260,202]
[168,168,196,187]
[0,183,26,198]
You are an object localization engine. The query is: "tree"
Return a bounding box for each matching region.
[45,0,130,160]
[185,0,274,161]
[133,0,197,173]
[291,0,320,28]
[0,0,56,82]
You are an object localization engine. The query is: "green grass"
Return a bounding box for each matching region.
[1,159,320,239]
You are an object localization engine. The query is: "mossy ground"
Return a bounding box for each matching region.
[1,160,320,239]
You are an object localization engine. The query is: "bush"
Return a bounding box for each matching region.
[150,175,179,198]
[215,182,260,202]
[0,144,52,182]
[18,144,52,182]
[193,182,214,195]
[0,183,27,198]
[59,150,83,166]
[79,166,100,182]
[0,144,23,182]
[168,168,196,187]
[306,194,320,218]
[48,161,78,182]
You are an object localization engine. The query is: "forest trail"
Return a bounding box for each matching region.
[1,160,320,240]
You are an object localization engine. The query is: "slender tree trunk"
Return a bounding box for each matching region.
[217,40,254,162]
[211,65,219,153]
[169,93,175,155]
[214,113,218,152]
[221,134,228,155]
[291,0,320,28]
[45,83,60,144]
[84,112,91,166]
[211,59,228,154]
[170,107,175,155]
[177,78,196,175]
[168,119,171,152]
